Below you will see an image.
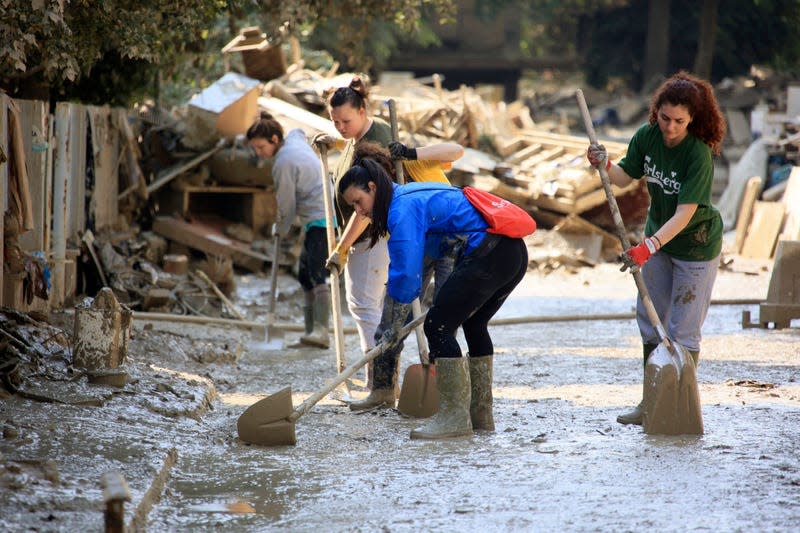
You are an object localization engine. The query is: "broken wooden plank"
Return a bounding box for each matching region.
[519,130,628,154]
[146,141,225,196]
[734,176,762,254]
[532,180,639,215]
[497,137,530,158]
[741,201,786,259]
[152,215,270,272]
[519,146,567,171]
[506,143,542,165]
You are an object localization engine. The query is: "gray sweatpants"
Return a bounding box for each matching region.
[636,252,721,352]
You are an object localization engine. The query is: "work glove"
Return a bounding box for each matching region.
[620,237,658,272]
[388,141,417,160]
[376,295,411,349]
[587,143,611,171]
[325,244,349,274]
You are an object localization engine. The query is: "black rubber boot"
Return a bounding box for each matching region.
[300,284,330,349]
[617,343,658,426]
[288,292,314,349]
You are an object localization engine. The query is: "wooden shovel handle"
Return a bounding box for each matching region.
[574,89,671,347]
[289,312,427,422]
[387,98,430,363]
[316,143,347,375]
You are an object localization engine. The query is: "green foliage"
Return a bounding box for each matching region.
[262,1,455,70]
[582,0,800,90]
[1,0,226,103]
[1,0,453,105]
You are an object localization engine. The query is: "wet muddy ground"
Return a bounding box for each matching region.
[2,254,799,532]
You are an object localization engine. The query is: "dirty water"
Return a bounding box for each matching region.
[142,262,799,532]
[3,260,799,532]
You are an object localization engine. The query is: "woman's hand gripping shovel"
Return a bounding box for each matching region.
[386,98,439,419]
[237,313,426,446]
[575,89,703,435]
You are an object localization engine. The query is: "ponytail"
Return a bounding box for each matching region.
[328,75,370,111]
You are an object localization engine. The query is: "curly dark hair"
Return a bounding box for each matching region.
[353,141,395,178]
[647,70,727,155]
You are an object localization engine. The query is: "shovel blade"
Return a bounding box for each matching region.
[642,342,703,435]
[237,386,297,446]
[397,364,439,418]
[248,323,285,351]
[677,352,704,434]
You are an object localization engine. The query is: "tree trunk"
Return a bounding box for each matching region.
[642,0,671,92]
[693,0,719,80]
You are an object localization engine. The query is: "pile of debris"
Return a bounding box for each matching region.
[119,28,798,293]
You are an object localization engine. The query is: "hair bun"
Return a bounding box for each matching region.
[259,111,274,120]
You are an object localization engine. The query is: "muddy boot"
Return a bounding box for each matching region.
[288,292,314,349]
[349,348,400,411]
[617,401,644,426]
[410,357,472,439]
[617,343,657,426]
[469,355,494,431]
[299,285,330,348]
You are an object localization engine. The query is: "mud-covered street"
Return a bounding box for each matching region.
[2,255,799,532]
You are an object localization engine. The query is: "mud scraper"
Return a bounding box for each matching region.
[575,89,703,435]
[237,313,427,446]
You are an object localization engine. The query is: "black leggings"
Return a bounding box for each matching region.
[424,235,528,359]
[298,227,328,291]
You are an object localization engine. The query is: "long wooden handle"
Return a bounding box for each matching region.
[317,143,347,374]
[195,269,245,320]
[574,89,671,347]
[388,99,406,185]
[267,235,280,321]
[289,313,427,421]
[387,98,429,362]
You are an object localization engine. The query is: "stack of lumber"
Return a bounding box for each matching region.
[493,130,633,216]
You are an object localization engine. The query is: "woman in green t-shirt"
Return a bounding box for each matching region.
[588,71,727,426]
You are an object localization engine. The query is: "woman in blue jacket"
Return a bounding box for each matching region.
[337,158,529,439]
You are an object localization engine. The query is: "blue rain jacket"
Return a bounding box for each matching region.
[386,182,488,303]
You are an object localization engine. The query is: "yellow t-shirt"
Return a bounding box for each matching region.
[402,159,451,184]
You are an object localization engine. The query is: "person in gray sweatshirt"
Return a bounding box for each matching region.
[247,112,330,348]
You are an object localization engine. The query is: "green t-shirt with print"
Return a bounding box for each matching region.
[618,123,722,261]
[333,117,393,238]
